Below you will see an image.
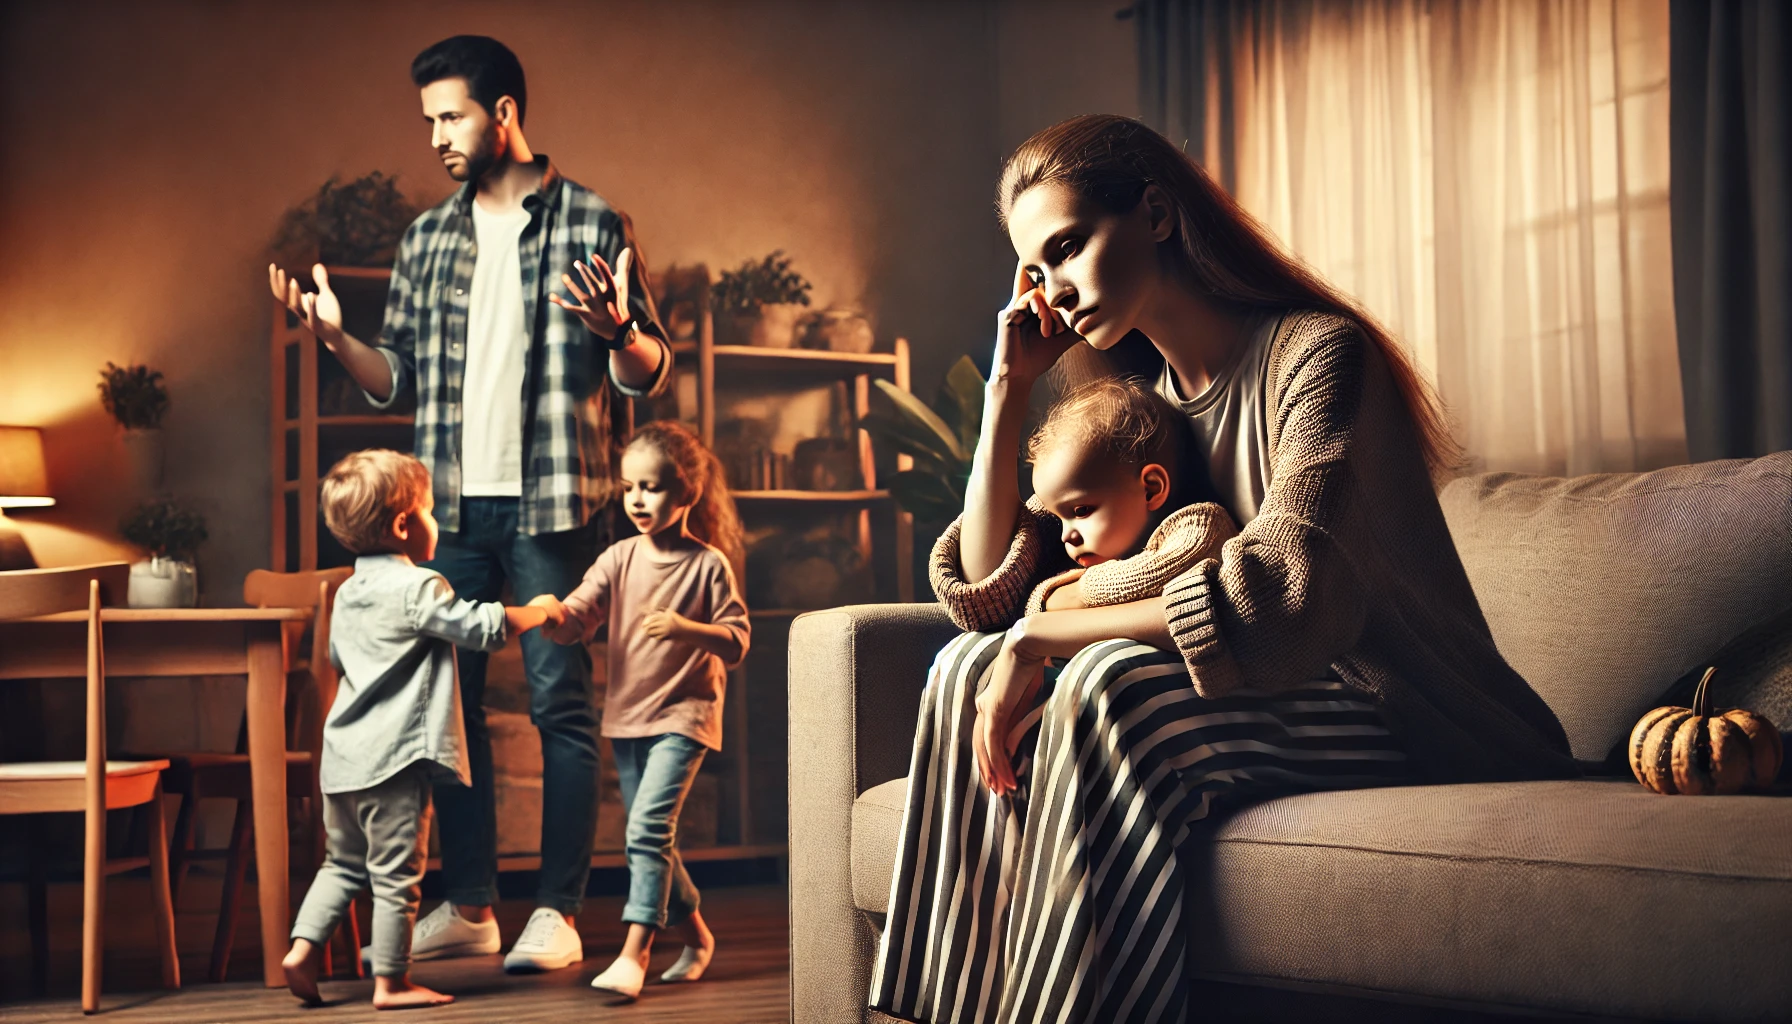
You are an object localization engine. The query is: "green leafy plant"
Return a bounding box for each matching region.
[710,250,813,317]
[272,171,420,268]
[97,362,170,430]
[121,498,208,561]
[863,355,987,523]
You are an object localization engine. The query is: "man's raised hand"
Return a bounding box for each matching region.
[548,247,633,342]
[268,263,345,347]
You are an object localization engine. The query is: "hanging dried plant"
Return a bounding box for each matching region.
[97,362,170,431]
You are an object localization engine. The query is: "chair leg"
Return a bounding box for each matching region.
[27,816,49,996]
[167,788,195,909]
[208,799,253,984]
[82,794,106,1013]
[146,780,181,990]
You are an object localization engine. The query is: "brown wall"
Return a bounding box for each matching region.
[0,0,1134,599]
[0,0,1112,595]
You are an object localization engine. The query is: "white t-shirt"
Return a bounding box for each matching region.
[461,200,533,498]
[1154,311,1285,525]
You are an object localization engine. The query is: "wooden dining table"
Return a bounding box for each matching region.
[0,606,314,988]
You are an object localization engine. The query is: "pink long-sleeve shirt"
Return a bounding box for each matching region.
[562,534,749,751]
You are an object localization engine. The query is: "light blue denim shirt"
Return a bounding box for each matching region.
[322,554,507,794]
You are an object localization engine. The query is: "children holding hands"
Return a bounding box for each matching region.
[284,450,566,1009]
[287,422,748,1006]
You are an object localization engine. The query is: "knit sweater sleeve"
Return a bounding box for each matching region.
[1164,316,1374,698]
[930,498,1068,632]
[1075,502,1238,607]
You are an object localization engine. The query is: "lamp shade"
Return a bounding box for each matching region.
[0,426,53,508]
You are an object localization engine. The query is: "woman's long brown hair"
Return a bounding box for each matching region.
[997,114,1461,477]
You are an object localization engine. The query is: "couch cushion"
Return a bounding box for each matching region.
[851,776,1792,1019]
[1438,452,1792,760]
[852,777,908,917]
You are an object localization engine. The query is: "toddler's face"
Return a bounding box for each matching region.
[620,446,693,538]
[1030,443,1167,567]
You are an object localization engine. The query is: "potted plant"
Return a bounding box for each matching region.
[98,361,171,494]
[120,497,208,608]
[711,250,813,348]
[863,355,986,524]
[272,171,420,268]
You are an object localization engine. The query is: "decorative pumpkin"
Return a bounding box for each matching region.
[1629,667,1784,795]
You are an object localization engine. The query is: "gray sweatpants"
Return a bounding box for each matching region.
[291,761,433,976]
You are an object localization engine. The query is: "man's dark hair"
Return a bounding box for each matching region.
[411,36,527,125]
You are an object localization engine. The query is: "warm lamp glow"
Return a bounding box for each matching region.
[0,425,54,508]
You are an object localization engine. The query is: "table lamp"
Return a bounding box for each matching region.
[0,425,53,571]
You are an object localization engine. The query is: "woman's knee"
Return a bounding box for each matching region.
[1047,639,1152,715]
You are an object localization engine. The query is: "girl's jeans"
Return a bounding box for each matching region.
[612,733,707,927]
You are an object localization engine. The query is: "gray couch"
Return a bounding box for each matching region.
[789,453,1792,1022]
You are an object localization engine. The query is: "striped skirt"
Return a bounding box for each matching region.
[869,632,1410,1024]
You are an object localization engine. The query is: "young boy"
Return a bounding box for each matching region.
[283,450,566,1009]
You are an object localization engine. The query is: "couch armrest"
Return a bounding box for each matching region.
[788,602,959,1024]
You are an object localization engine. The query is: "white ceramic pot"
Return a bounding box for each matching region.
[128,556,197,608]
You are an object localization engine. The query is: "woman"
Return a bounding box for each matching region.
[871,115,1576,1024]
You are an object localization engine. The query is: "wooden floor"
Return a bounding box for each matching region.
[0,875,789,1022]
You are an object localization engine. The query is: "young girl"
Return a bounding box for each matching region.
[545,421,749,1001]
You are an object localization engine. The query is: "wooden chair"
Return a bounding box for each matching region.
[0,563,180,1013]
[126,567,359,983]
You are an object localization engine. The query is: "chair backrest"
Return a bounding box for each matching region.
[0,563,128,786]
[242,568,354,754]
[0,562,129,620]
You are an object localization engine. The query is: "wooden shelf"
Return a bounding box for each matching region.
[669,340,899,373]
[733,489,889,503]
[316,415,413,427]
[320,265,394,280]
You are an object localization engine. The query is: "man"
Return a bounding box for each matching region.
[270,34,670,974]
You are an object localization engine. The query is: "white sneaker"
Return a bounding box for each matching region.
[590,954,645,1000]
[503,907,584,973]
[660,942,714,983]
[362,901,500,964]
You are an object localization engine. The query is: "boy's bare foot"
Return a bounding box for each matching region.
[373,974,455,1010]
[282,938,323,1005]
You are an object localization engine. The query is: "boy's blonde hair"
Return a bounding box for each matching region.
[320,449,431,555]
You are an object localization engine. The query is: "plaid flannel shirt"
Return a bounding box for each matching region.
[368,156,671,535]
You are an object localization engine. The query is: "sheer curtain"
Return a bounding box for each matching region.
[1139,0,1686,475]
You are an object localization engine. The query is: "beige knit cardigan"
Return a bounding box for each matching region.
[930,311,1578,784]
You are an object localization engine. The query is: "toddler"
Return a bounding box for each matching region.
[1020,375,1237,613]
[283,450,565,1009]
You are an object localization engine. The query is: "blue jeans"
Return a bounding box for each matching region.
[612,733,706,927]
[424,497,601,915]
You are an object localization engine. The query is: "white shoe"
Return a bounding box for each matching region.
[590,955,646,1000]
[363,902,500,963]
[660,943,713,983]
[503,907,584,973]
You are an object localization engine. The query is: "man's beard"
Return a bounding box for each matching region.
[444,128,501,182]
